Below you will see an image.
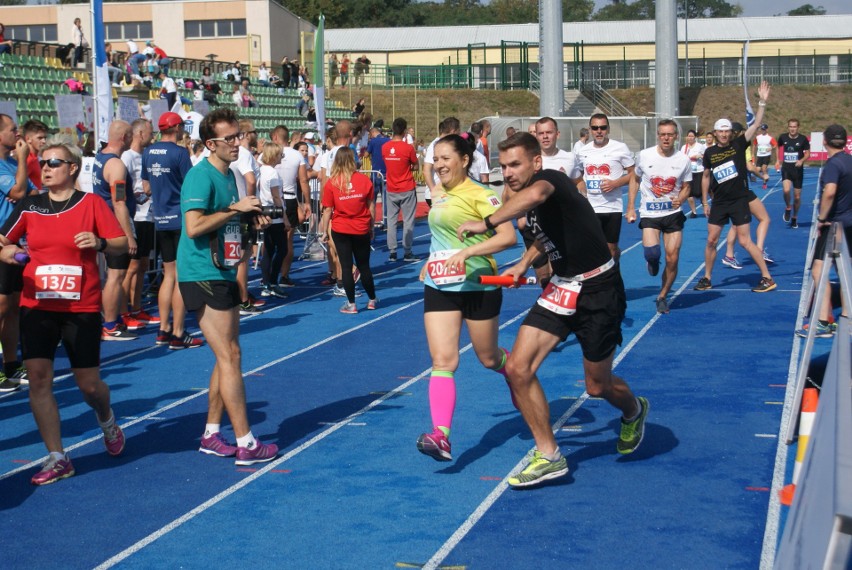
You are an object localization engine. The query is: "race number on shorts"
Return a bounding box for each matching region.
[34,264,83,300]
[537,276,582,315]
[427,249,466,286]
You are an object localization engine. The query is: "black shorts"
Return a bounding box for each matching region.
[747,190,758,202]
[708,198,752,227]
[285,198,299,228]
[157,229,181,263]
[133,221,155,260]
[179,280,240,312]
[755,155,772,167]
[596,212,622,244]
[522,271,626,362]
[639,210,686,233]
[423,285,502,321]
[20,308,101,368]
[689,176,703,198]
[0,262,23,295]
[105,252,130,270]
[781,165,804,188]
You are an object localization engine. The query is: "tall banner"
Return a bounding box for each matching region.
[743,40,755,128]
[91,0,112,143]
[313,15,325,134]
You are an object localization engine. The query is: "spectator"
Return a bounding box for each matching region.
[71,18,88,68]
[227,61,241,83]
[257,62,271,87]
[104,43,124,85]
[231,84,244,107]
[572,127,590,155]
[354,54,371,88]
[22,119,48,192]
[289,58,300,89]
[0,23,14,56]
[280,57,291,89]
[329,54,340,88]
[125,38,146,77]
[63,77,88,95]
[240,79,258,108]
[352,98,366,118]
[404,126,415,146]
[159,70,177,110]
[340,54,350,88]
[505,126,517,139]
[145,40,171,76]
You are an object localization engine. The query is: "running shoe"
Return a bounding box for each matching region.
[721,256,742,270]
[169,332,204,350]
[617,397,649,455]
[121,313,147,331]
[155,329,172,346]
[655,297,669,314]
[235,439,279,466]
[10,365,28,386]
[340,301,358,314]
[0,373,20,393]
[416,429,452,462]
[783,208,791,223]
[762,181,768,190]
[199,432,238,457]
[763,248,775,264]
[279,277,296,288]
[795,321,834,339]
[693,277,712,291]
[103,423,125,456]
[388,251,398,262]
[403,252,420,262]
[689,212,698,219]
[332,284,347,297]
[102,324,138,341]
[320,275,336,286]
[507,450,569,488]
[248,293,266,308]
[647,259,659,277]
[260,284,288,299]
[131,309,161,326]
[791,218,799,229]
[366,298,378,310]
[752,277,777,293]
[30,455,75,486]
[239,301,262,315]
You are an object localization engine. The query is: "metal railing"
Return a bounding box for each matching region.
[578,71,633,117]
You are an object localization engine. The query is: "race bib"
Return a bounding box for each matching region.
[712,160,738,184]
[427,249,466,286]
[223,222,243,267]
[646,201,673,211]
[690,160,701,173]
[537,276,582,316]
[784,152,798,163]
[585,177,602,194]
[757,144,771,155]
[34,264,83,300]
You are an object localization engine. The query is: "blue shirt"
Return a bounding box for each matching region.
[821,151,852,228]
[367,135,390,175]
[141,141,192,230]
[92,151,135,218]
[0,157,36,225]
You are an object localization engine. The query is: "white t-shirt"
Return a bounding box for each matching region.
[572,139,587,156]
[681,142,706,173]
[126,40,139,54]
[404,134,415,146]
[121,148,152,222]
[276,146,304,200]
[258,164,284,225]
[312,144,343,178]
[468,150,489,182]
[634,147,692,219]
[230,145,260,199]
[258,66,270,82]
[161,76,177,94]
[575,139,635,213]
[541,148,580,179]
[78,156,95,193]
[423,136,442,199]
[755,134,775,157]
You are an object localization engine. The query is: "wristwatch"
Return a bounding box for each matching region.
[484,215,495,231]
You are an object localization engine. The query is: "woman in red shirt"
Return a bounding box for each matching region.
[320,147,377,313]
[0,143,128,486]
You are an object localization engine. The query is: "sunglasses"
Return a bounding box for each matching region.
[590,125,609,131]
[39,158,74,168]
[208,132,246,145]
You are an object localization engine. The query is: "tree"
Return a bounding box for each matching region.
[787,4,826,15]
[595,0,742,20]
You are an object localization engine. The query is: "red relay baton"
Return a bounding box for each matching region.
[479,275,537,286]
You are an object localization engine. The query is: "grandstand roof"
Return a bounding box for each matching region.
[326,14,852,51]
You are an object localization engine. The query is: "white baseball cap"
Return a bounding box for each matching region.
[714,119,732,131]
[304,132,315,140]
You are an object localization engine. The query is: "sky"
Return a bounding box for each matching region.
[590,0,852,17]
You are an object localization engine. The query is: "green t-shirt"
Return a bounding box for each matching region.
[425,177,502,292]
[177,158,242,283]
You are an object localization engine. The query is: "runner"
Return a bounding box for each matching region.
[753,123,776,189]
[775,118,811,228]
[0,142,127,485]
[695,81,776,293]
[626,119,693,314]
[681,129,705,218]
[575,113,635,262]
[458,132,647,487]
[178,108,278,465]
[416,134,516,462]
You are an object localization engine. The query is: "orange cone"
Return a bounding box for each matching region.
[780,387,819,506]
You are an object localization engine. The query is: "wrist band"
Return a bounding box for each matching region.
[484,215,496,231]
[97,238,108,252]
[758,100,766,107]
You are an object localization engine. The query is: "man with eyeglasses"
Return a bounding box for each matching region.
[575,114,635,262]
[626,120,693,314]
[177,107,279,465]
[0,114,36,392]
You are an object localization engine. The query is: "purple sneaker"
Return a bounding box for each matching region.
[103,423,125,456]
[416,429,452,461]
[199,432,238,457]
[235,439,279,466]
[31,455,75,486]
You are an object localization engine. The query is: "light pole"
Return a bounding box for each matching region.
[684,0,690,86]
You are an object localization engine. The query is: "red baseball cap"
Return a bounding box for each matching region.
[158,112,183,130]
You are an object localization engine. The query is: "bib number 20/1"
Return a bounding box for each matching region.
[537,277,582,315]
[427,249,466,286]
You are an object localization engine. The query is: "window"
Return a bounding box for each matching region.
[6,25,58,43]
[104,21,153,41]
[184,19,247,39]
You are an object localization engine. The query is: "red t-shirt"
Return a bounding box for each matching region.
[382,139,418,193]
[2,192,125,312]
[322,171,374,235]
[26,152,42,191]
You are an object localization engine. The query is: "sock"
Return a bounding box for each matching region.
[4,360,21,377]
[542,449,563,462]
[103,320,120,330]
[204,423,221,438]
[428,371,456,438]
[623,398,642,423]
[97,409,116,431]
[236,432,256,449]
[49,451,67,463]
[492,348,509,377]
[643,245,661,264]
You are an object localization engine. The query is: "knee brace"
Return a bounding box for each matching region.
[644,245,661,264]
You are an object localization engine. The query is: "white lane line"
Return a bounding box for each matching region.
[93,310,530,569]
[422,252,716,570]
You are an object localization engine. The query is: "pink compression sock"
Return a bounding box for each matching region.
[429,371,456,435]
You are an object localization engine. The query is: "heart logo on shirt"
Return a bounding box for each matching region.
[650,176,677,197]
[585,164,611,176]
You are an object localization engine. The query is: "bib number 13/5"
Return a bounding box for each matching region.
[35,264,83,300]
